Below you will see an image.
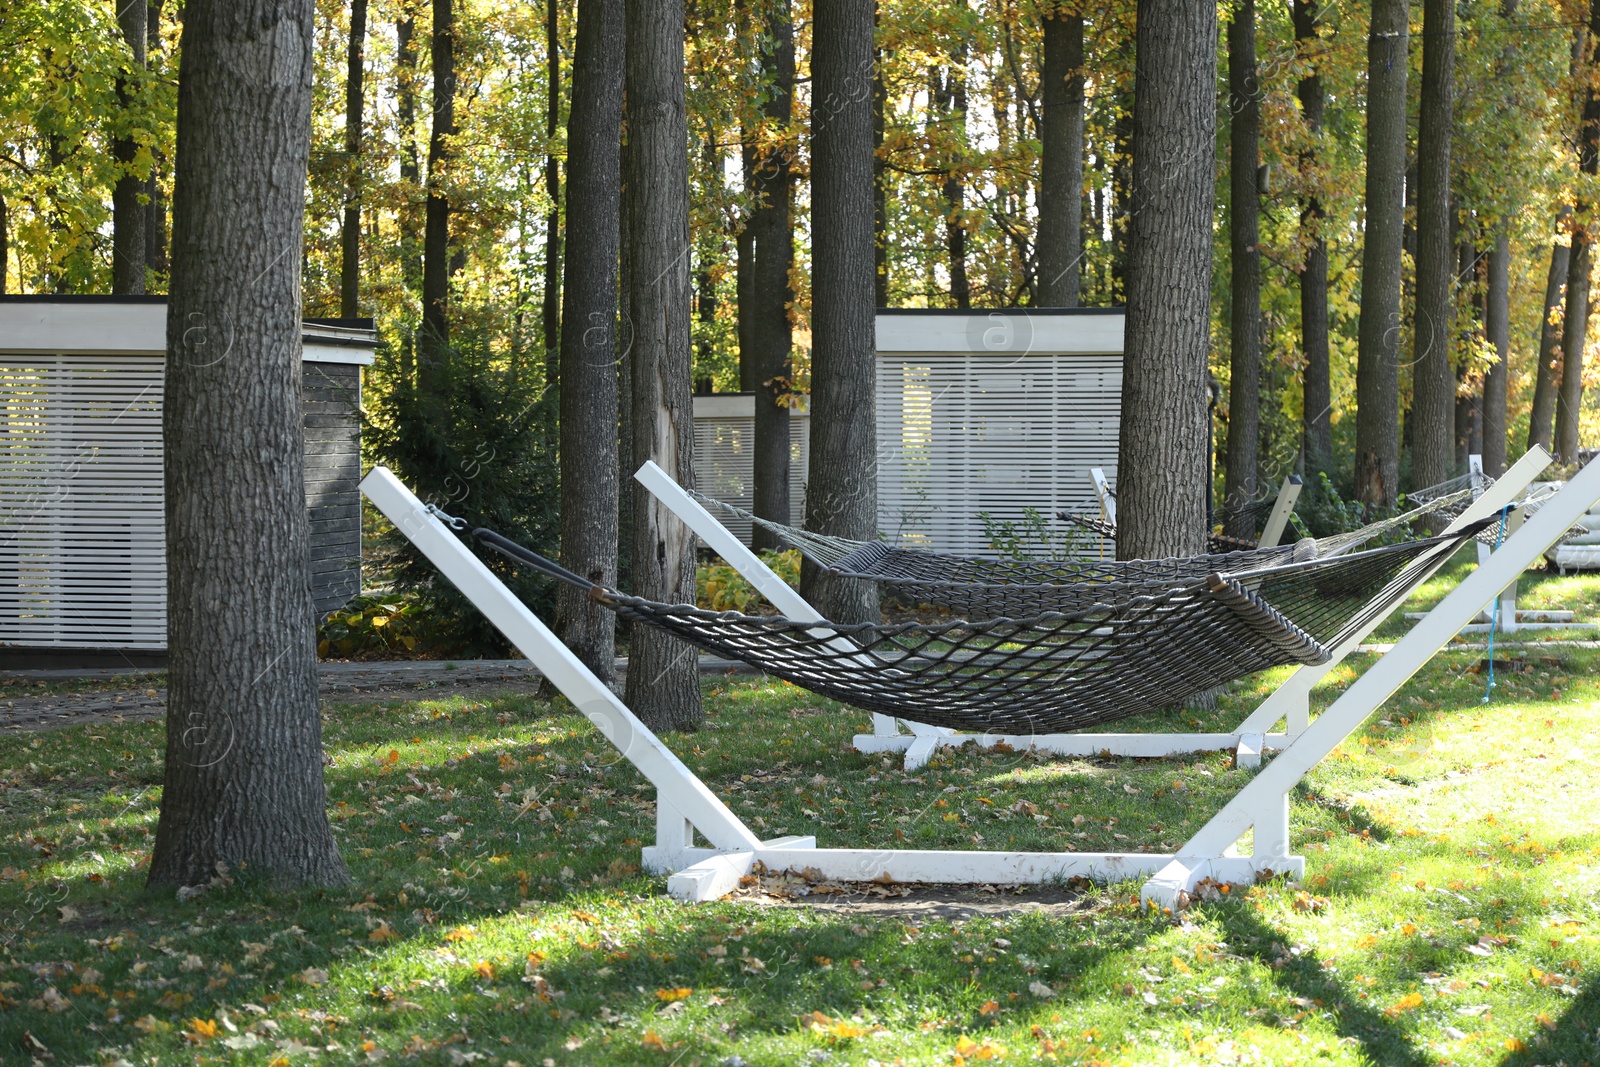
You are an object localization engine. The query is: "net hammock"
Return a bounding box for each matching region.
[690,487,1477,619]
[471,522,1488,734]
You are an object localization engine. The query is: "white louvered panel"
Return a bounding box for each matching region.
[0,356,167,649]
[691,399,809,547]
[877,351,1121,558]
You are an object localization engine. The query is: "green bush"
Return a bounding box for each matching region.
[316,592,431,659]
[696,549,800,612]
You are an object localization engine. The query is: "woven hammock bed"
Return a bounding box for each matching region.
[1062,488,1289,553]
[473,518,1489,736]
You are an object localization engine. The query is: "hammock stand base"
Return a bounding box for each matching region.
[638,449,1549,772]
[364,450,1598,908]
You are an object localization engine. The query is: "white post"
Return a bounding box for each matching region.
[1257,474,1304,549]
[360,466,762,855]
[1090,467,1116,526]
[1147,453,1600,907]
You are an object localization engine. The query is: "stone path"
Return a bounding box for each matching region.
[0,656,755,735]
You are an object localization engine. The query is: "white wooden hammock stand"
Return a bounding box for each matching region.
[643,449,1550,773]
[363,449,1598,907]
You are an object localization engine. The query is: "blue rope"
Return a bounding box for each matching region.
[1483,506,1510,704]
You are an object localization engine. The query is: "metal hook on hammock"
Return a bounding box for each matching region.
[425,504,469,532]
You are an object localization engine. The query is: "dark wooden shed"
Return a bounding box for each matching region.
[0,296,374,667]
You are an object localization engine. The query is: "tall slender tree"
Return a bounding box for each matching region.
[150,0,347,888]
[1354,0,1408,506]
[1483,229,1511,475]
[744,1,796,552]
[1291,0,1331,474]
[804,0,879,622]
[872,19,889,307]
[1528,221,1571,452]
[145,0,169,281]
[1116,0,1215,560]
[112,0,147,294]
[1037,2,1083,307]
[421,0,457,391]
[542,0,562,381]
[556,0,623,684]
[1223,0,1261,539]
[1558,0,1600,465]
[340,0,368,317]
[1408,0,1456,492]
[624,0,702,730]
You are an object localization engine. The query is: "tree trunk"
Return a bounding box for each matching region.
[1116,0,1215,560]
[340,0,368,317]
[1354,0,1407,507]
[1557,0,1600,466]
[1038,5,1083,307]
[1292,0,1331,474]
[1110,88,1133,304]
[940,45,970,308]
[747,2,795,552]
[422,0,457,390]
[624,0,702,731]
[1408,0,1455,492]
[1223,0,1260,540]
[542,0,562,383]
[144,0,169,282]
[1483,229,1510,475]
[556,0,622,685]
[804,0,879,622]
[1455,239,1481,471]
[113,0,147,295]
[149,0,347,889]
[873,27,889,308]
[1528,220,1570,453]
[395,14,422,388]
[0,193,7,293]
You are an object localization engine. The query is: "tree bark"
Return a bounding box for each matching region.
[149,0,347,889]
[1354,0,1407,507]
[421,0,457,390]
[1528,227,1570,453]
[873,27,889,307]
[1483,229,1510,475]
[1116,0,1215,560]
[1408,0,1455,492]
[556,0,622,685]
[935,46,970,308]
[543,0,562,383]
[746,2,795,552]
[1291,0,1331,474]
[0,192,7,293]
[1037,4,1083,307]
[144,0,169,282]
[804,0,879,622]
[113,0,147,295]
[1557,0,1600,466]
[1110,89,1133,304]
[340,0,368,318]
[624,0,702,731]
[1223,0,1260,539]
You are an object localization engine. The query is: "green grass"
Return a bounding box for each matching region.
[4,629,1600,1062]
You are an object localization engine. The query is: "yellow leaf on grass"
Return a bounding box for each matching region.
[1170,956,1192,974]
[979,1000,1001,1015]
[573,910,601,924]
[1385,992,1424,1017]
[1400,923,1418,936]
[444,927,476,943]
[187,1018,219,1040]
[387,750,400,764]
[954,1034,1007,1060]
[655,987,692,1003]
[369,923,398,942]
[1505,1038,1528,1052]
[474,961,496,979]
[641,1030,668,1050]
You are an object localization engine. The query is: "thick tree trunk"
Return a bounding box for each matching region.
[803,0,879,622]
[1038,6,1083,307]
[340,0,368,318]
[543,0,562,383]
[144,0,169,282]
[113,0,147,295]
[1408,0,1455,492]
[1529,224,1571,452]
[1116,0,1215,560]
[1483,229,1510,475]
[1292,0,1331,474]
[421,0,457,390]
[1223,0,1260,540]
[747,3,795,553]
[930,56,970,309]
[397,14,422,389]
[149,0,347,889]
[624,0,702,731]
[556,0,622,684]
[1354,0,1407,507]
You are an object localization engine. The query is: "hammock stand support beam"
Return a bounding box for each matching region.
[637,449,1548,771]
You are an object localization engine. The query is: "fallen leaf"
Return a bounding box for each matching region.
[1028,980,1055,998]
[297,967,329,986]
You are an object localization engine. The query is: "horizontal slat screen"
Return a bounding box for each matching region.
[691,406,810,547]
[0,356,168,648]
[1,355,364,650]
[877,351,1121,558]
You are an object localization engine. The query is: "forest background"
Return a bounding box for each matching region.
[3,0,1597,561]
